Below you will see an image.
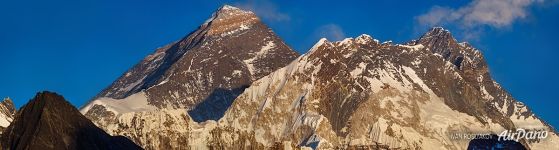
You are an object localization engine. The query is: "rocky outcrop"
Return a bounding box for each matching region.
[0,97,15,134]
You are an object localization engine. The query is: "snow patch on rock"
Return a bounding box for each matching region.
[80,92,157,115]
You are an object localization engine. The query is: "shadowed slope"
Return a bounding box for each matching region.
[1,91,141,150]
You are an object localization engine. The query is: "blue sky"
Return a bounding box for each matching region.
[1,0,558,128]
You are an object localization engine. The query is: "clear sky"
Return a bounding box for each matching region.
[1,0,558,128]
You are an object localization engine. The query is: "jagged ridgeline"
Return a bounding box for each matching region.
[215,29,558,149]
[75,5,559,150]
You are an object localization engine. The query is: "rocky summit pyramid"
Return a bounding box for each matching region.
[80,5,298,123]
[0,97,15,134]
[0,92,141,150]
[79,5,298,149]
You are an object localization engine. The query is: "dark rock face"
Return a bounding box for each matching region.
[188,86,249,122]
[416,27,482,70]
[0,91,142,150]
[415,28,519,130]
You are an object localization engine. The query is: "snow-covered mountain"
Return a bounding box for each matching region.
[87,27,559,149]
[78,5,558,150]
[80,5,298,149]
[213,28,559,149]
[0,97,15,134]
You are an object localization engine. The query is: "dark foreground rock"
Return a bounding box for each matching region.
[0,91,142,150]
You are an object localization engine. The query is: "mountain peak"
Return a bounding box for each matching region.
[430,26,450,33]
[415,27,482,69]
[32,91,64,104]
[216,5,253,15]
[203,5,258,36]
[1,97,11,104]
[0,97,14,113]
[1,91,141,149]
[308,34,382,55]
[83,3,298,128]
[0,97,15,133]
[355,34,379,44]
[220,5,241,11]
[308,38,331,53]
[418,27,454,43]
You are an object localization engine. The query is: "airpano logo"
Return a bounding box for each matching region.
[449,128,549,141]
[498,129,548,142]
